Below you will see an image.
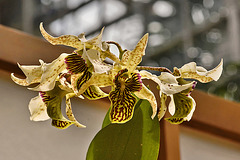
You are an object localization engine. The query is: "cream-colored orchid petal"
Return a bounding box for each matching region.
[139,70,161,84]
[86,49,112,73]
[159,72,196,95]
[159,72,179,84]
[121,34,148,72]
[134,84,157,119]
[158,92,167,121]
[168,95,175,116]
[183,96,196,121]
[166,93,195,124]
[66,94,86,128]
[29,94,50,121]
[11,60,44,86]
[179,59,223,83]
[29,53,69,91]
[40,23,83,49]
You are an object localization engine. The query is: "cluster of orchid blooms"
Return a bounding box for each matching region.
[11,23,223,129]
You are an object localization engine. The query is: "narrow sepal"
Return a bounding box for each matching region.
[158,92,167,121]
[66,94,86,128]
[121,34,148,72]
[134,84,157,119]
[40,22,83,49]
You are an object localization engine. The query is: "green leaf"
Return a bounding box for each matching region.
[86,99,160,160]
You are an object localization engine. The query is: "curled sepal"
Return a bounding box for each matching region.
[121,34,148,72]
[28,94,50,121]
[158,92,167,121]
[65,53,88,74]
[40,23,83,49]
[109,89,137,123]
[134,84,157,119]
[11,60,44,86]
[29,53,69,91]
[40,85,75,129]
[166,93,196,124]
[66,93,86,128]
[179,59,223,83]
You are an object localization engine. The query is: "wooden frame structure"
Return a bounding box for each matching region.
[1,25,240,160]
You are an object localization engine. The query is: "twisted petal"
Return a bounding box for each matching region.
[166,93,196,124]
[29,53,69,91]
[11,60,44,86]
[66,94,86,128]
[179,59,223,83]
[40,23,83,49]
[134,84,157,119]
[121,34,148,72]
[40,85,75,129]
[109,88,137,123]
[159,72,196,95]
[158,92,167,121]
[28,94,50,121]
[140,70,196,96]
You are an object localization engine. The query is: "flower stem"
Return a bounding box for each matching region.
[107,41,127,60]
[136,66,173,74]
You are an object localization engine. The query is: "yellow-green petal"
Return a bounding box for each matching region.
[40,84,75,129]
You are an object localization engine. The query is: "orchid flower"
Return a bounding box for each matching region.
[11,23,223,129]
[140,59,223,124]
[72,34,158,123]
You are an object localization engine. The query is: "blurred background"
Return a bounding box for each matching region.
[1,0,240,101]
[1,0,240,160]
